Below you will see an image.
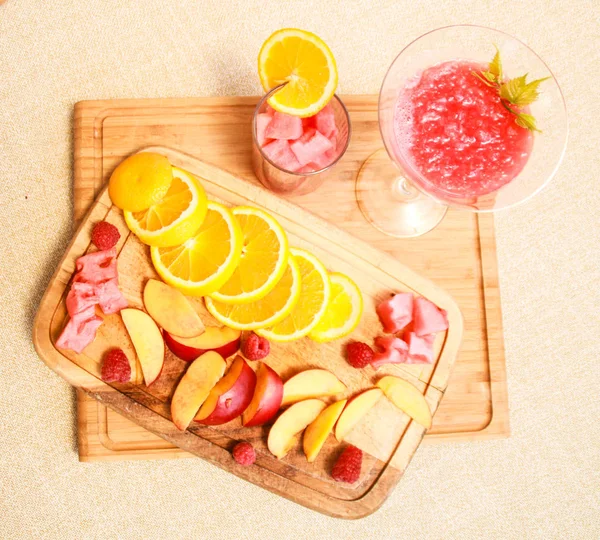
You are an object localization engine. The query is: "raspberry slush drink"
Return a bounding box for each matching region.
[394,60,533,200]
[357,26,566,237]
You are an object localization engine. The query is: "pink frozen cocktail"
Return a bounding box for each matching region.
[394,60,533,200]
[355,25,567,238]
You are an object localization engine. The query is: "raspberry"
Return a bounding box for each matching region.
[232,442,256,466]
[242,332,270,360]
[346,342,374,369]
[101,349,131,383]
[331,445,363,484]
[91,221,120,251]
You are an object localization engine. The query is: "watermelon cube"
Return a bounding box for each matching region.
[293,127,317,144]
[413,297,448,336]
[265,112,303,140]
[265,105,276,117]
[256,113,273,146]
[377,292,414,333]
[371,336,409,369]
[290,130,334,167]
[328,127,339,151]
[302,116,316,130]
[315,104,336,138]
[405,332,434,364]
[310,148,337,170]
[261,139,301,172]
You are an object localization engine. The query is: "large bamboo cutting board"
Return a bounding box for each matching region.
[35,147,462,518]
[72,97,509,462]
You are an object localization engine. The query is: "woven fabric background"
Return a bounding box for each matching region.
[1,1,599,538]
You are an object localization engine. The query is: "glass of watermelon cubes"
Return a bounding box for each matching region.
[356,25,568,237]
[252,85,351,195]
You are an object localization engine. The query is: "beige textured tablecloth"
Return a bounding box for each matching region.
[1,1,599,538]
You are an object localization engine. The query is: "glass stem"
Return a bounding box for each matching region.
[393,176,421,201]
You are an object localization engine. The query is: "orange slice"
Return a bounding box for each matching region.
[258,28,338,118]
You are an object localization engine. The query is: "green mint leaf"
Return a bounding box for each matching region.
[514,112,541,132]
[489,45,502,80]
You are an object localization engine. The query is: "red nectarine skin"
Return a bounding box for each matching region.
[209,340,242,360]
[242,363,283,427]
[164,331,196,362]
[164,329,241,362]
[195,357,257,425]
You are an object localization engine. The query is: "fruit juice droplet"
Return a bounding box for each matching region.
[394,61,533,199]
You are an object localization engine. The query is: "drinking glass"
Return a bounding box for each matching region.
[356,25,568,237]
[252,85,351,196]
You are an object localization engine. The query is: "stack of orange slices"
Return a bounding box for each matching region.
[107,29,360,342]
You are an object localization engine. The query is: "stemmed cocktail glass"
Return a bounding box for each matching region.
[356,25,568,238]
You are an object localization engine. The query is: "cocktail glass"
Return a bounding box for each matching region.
[356,25,568,237]
[252,85,351,196]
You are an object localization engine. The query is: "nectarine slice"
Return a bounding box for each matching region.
[121,308,164,386]
[242,363,283,427]
[334,388,383,441]
[377,376,432,429]
[303,399,347,462]
[194,355,256,425]
[164,326,241,362]
[268,399,327,459]
[130,355,144,385]
[143,279,204,338]
[281,369,346,406]
[170,351,226,431]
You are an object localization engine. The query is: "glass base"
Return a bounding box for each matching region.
[356,149,448,238]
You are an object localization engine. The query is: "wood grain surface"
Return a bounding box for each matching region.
[34,148,463,517]
[71,97,509,462]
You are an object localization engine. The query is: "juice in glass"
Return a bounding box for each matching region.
[394,60,533,200]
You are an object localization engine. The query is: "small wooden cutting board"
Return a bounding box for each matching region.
[34,147,462,518]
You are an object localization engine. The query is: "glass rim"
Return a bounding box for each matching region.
[252,84,352,176]
[377,24,569,213]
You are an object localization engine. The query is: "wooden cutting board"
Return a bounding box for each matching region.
[35,146,462,518]
[72,97,509,463]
